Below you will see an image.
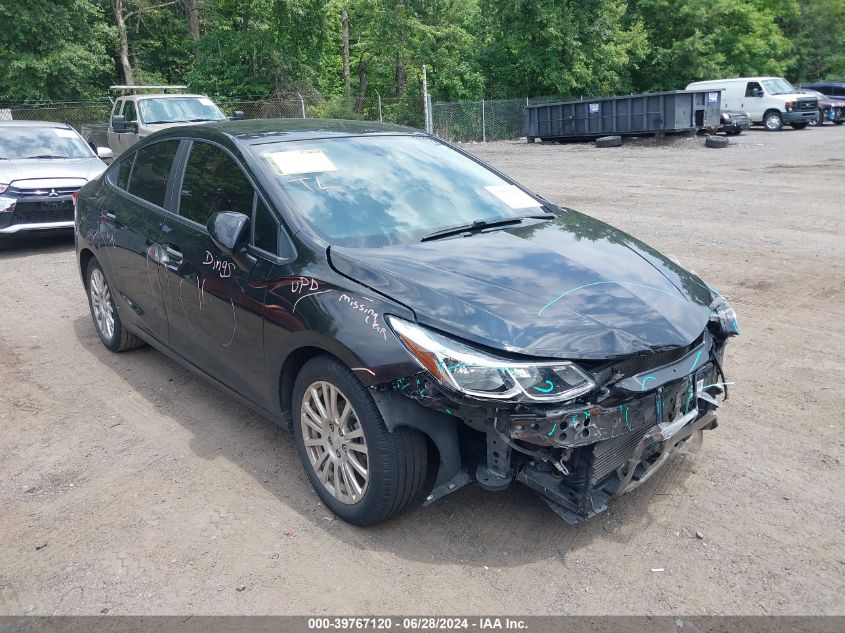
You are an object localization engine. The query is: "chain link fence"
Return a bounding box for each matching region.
[431,95,580,142]
[2,93,592,142]
[0,94,426,132]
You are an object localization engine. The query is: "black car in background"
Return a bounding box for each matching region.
[718,110,752,135]
[74,120,738,526]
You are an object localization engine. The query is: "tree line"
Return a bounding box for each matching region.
[1,0,843,105]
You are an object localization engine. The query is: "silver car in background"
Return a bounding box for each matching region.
[0,121,111,238]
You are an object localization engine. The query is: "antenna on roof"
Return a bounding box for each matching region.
[109,85,188,94]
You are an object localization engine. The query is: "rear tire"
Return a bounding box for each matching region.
[85,259,144,352]
[763,111,783,131]
[292,355,428,526]
[595,135,623,148]
[705,135,729,148]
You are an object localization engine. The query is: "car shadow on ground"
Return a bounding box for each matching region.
[0,234,74,258]
[71,314,698,568]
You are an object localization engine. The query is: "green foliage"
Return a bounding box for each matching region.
[478,0,648,98]
[784,0,845,81]
[627,0,798,90]
[0,0,114,101]
[1,0,844,105]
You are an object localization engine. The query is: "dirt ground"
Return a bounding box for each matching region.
[1,126,843,616]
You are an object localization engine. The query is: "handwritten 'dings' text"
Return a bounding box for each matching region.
[203,251,236,278]
[338,294,387,340]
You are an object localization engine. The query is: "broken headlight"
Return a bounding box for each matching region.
[709,295,740,339]
[386,316,596,402]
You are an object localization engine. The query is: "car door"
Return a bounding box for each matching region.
[743,81,765,120]
[98,139,182,345]
[158,139,275,403]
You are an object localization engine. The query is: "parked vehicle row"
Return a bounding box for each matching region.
[687,76,844,131]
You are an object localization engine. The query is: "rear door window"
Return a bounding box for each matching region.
[127,140,180,208]
[178,141,254,226]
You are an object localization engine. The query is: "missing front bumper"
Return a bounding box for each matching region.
[516,410,718,524]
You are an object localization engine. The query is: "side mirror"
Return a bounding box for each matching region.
[207,211,250,254]
[753,88,764,98]
[111,115,127,133]
[231,110,246,120]
[96,147,113,160]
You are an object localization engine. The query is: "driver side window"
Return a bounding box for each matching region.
[123,101,137,125]
[179,141,255,227]
[745,82,763,97]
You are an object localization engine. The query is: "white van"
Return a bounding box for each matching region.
[685,77,818,131]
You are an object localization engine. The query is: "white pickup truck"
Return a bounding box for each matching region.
[81,86,243,157]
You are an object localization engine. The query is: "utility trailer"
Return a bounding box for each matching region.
[524,90,722,142]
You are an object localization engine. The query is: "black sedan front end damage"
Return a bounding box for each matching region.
[373,300,737,524]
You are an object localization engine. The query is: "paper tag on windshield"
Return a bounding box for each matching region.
[266,149,338,176]
[198,97,215,107]
[54,129,78,139]
[484,185,542,209]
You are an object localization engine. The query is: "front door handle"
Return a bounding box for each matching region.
[162,244,183,268]
[104,210,116,220]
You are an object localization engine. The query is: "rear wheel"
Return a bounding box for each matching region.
[292,356,428,526]
[86,259,144,352]
[763,110,783,131]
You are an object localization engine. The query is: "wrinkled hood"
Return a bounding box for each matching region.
[329,211,715,360]
[1,157,106,187]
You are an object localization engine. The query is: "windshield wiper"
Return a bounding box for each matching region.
[421,213,554,242]
[24,155,68,159]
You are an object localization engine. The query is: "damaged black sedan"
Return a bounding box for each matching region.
[74,120,738,526]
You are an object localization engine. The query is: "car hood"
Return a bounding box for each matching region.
[329,211,715,360]
[1,157,106,187]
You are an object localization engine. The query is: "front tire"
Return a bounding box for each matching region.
[764,111,783,131]
[790,122,808,130]
[86,259,144,352]
[809,109,823,126]
[292,356,428,526]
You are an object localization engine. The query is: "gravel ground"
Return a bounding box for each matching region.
[1,126,843,615]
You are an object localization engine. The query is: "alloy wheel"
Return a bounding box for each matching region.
[300,381,369,504]
[89,268,115,341]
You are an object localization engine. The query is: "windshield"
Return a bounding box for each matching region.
[138,97,226,124]
[761,78,797,95]
[0,126,93,160]
[255,135,546,247]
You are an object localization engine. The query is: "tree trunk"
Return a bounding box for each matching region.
[395,50,405,100]
[353,56,373,113]
[184,0,200,41]
[341,9,350,94]
[113,0,134,85]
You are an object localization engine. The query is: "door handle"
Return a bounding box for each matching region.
[163,245,183,264]
[104,210,116,220]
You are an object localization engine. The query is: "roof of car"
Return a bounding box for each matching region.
[0,120,73,128]
[126,93,210,100]
[160,118,424,145]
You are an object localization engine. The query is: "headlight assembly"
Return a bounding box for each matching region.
[386,316,596,402]
[709,295,740,338]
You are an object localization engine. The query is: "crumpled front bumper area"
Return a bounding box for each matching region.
[517,408,718,524]
[505,361,723,523]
